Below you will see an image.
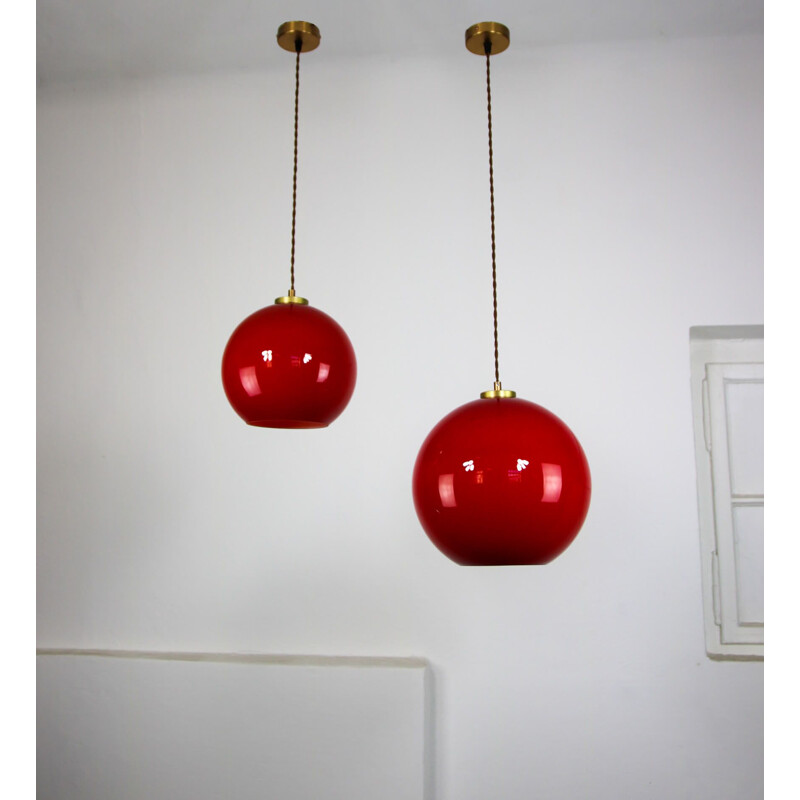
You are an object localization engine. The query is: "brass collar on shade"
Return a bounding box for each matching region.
[276,21,321,53]
[275,293,309,305]
[481,382,516,399]
[465,22,510,55]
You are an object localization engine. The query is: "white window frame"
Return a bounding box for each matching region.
[690,325,764,660]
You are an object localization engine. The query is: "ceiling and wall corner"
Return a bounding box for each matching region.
[36,0,764,86]
[37,2,764,799]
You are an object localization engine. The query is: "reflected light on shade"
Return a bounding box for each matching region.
[541,463,562,503]
[239,366,261,397]
[438,474,457,508]
[316,363,330,383]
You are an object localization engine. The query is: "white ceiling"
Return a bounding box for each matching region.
[37,0,763,86]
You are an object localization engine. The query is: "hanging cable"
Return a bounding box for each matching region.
[484,41,501,390]
[289,40,301,295]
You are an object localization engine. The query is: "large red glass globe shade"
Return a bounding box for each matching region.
[222,302,356,428]
[413,397,591,565]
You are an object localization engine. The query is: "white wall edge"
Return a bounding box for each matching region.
[689,324,763,342]
[36,648,431,670]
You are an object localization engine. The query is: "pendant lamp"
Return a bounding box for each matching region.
[412,23,591,566]
[222,22,356,429]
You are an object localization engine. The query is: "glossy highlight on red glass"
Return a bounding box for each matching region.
[412,397,591,565]
[221,303,356,428]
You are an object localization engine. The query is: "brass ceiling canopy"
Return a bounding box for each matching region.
[465,22,510,56]
[276,21,321,53]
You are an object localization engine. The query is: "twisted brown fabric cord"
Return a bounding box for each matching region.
[485,43,500,386]
[289,43,301,294]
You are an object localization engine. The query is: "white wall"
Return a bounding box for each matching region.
[37,34,763,799]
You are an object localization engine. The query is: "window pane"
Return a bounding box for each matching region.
[725,379,764,496]
[733,504,764,625]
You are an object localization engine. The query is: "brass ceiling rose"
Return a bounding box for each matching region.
[276,21,321,53]
[465,22,510,56]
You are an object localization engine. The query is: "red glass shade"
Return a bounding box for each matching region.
[412,397,591,565]
[222,303,356,428]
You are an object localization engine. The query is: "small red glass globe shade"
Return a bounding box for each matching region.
[222,301,356,429]
[413,397,591,565]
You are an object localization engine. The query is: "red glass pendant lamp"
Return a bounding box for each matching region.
[222,22,356,429]
[412,23,591,566]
